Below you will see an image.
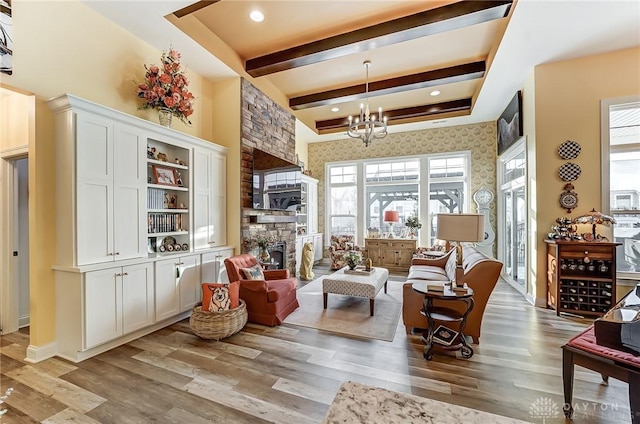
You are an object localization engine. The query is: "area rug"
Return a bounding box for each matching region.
[283,276,403,342]
[323,381,533,424]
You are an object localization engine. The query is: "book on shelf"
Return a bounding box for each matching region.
[432,325,459,346]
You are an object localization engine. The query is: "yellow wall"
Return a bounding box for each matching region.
[1,0,223,349]
[533,47,640,302]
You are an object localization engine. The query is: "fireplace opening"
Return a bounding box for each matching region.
[267,242,286,270]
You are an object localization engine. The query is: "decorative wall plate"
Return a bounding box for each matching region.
[558,140,581,160]
[559,183,579,213]
[558,162,581,181]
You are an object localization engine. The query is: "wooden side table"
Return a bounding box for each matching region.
[412,281,475,360]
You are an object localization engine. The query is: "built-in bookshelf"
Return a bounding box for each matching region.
[146,140,191,254]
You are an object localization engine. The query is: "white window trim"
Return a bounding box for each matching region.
[325,151,472,247]
[601,95,640,283]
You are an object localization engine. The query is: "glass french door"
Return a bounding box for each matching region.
[498,139,527,294]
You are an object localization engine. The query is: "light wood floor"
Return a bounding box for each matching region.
[0,264,632,423]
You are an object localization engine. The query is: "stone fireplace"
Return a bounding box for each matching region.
[240,78,298,275]
[267,242,286,270]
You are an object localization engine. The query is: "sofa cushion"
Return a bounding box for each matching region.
[407,266,450,281]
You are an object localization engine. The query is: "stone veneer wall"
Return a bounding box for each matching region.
[240,78,298,274]
[307,122,498,252]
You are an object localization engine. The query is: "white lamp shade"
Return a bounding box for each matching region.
[436,213,484,242]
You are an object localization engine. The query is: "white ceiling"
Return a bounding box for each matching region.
[83,0,640,143]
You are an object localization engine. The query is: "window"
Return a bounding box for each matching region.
[602,97,640,278]
[326,153,470,245]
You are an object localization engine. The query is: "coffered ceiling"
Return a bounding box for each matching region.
[84,0,640,143]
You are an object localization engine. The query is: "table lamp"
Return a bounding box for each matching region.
[384,210,399,238]
[436,213,485,265]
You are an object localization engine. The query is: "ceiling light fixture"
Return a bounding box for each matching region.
[430,90,441,96]
[249,10,264,22]
[331,107,340,112]
[348,60,387,147]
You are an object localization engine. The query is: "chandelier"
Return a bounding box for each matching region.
[348,60,388,147]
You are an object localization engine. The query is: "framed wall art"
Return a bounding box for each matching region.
[152,165,177,186]
[497,90,523,155]
[0,0,12,75]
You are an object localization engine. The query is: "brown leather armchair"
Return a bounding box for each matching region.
[402,245,503,344]
[224,254,299,326]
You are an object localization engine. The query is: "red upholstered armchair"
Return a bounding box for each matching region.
[224,254,299,326]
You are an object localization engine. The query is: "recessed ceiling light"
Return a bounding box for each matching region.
[331,107,340,112]
[249,10,264,22]
[430,90,441,96]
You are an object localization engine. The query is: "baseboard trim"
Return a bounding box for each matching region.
[25,342,57,363]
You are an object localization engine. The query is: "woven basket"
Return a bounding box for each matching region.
[189,300,248,340]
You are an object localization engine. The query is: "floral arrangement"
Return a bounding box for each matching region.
[405,215,422,230]
[136,48,195,125]
[243,234,277,249]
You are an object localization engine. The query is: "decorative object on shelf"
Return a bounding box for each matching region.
[175,170,184,187]
[574,208,616,241]
[156,152,168,162]
[405,214,422,238]
[559,183,579,213]
[558,139,582,160]
[436,213,484,266]
[558,162,582,181]
[347,60,387,147]
[547,217,580,241]
[152,165,177,186]
[136,47,195,126]
[344,250,362,270]
[147,145,157,159]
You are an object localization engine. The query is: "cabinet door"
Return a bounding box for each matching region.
[307,179,318,234]
[201,248,234,284]
[85,267,122,349]
[193,149,214,250]
[313,233,323,262]
[211,152,227,246]
[113,124,147,261]
[397,249,414,268]
[76,112,114,265]
[155,258,181,321]
[122,262,154,334]
[179,255,201,312]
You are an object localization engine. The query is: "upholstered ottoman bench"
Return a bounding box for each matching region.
[322,267,389,316]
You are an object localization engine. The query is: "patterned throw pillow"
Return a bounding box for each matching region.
[202,282,240,311]
[240,264,265,280]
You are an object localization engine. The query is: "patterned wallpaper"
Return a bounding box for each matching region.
[307,122,498,244]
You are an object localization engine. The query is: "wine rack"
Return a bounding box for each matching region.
[546,240,620,317]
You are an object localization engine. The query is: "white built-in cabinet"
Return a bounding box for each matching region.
[193,147,227,250]
[71,113,147,266]
[296,175,322,275]
[49,94,232,363]
[201,248,234,284]
[84,262,154,349]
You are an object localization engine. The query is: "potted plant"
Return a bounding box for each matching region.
[405,215,422,238]
[344,251,362,270]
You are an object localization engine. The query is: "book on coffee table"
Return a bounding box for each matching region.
[432,325,459,346]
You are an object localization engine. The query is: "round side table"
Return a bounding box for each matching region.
[411,281,475,360]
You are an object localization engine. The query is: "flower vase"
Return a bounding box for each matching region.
[158,108,173,127]
[258,246,271,263]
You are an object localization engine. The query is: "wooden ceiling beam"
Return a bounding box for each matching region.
[245,0,512,77]
[315,98,472,132]
[290,61,485,110]
[173,1,220,19]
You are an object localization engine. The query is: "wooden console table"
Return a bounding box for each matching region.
[364,238,416,272]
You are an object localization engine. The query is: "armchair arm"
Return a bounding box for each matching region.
[264,269,291,279]
[239,279,268,293]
